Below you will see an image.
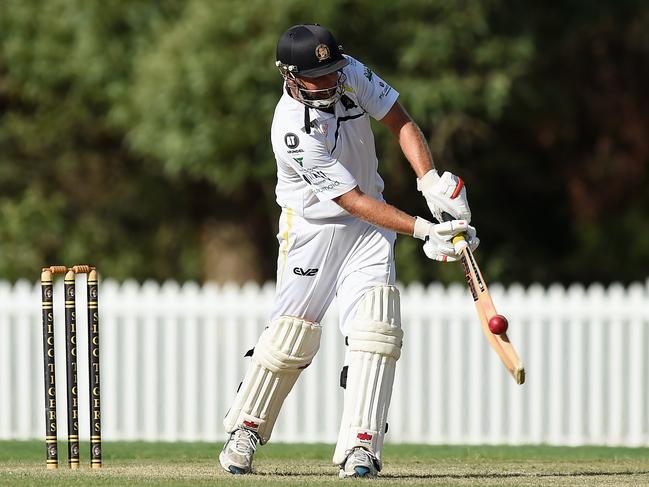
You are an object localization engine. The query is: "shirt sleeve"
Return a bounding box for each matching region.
[293,141,358,201]
[345,56,399,120]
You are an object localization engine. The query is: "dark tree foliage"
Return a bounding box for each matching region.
[0,0,647,284]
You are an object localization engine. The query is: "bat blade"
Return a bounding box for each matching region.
[457,242,525,384]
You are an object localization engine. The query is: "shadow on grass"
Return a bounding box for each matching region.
[254,470,649,479]
[381,470,649,480]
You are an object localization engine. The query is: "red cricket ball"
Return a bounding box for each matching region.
[488,314,508,334]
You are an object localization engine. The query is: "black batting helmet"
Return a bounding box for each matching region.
[276,24,349,78]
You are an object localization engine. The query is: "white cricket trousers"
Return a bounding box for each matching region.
[270,208,397,335]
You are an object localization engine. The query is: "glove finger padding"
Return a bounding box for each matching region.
[423,240,458,262]
[420,219,478,263]
[433,219,469,236]
[418,170,472,223]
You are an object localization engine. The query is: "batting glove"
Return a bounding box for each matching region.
[417,170,471,223]
[413,217,479,262]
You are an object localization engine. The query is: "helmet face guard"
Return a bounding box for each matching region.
[277,63,347,109]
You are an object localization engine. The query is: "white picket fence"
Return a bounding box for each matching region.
[0,278,647,446]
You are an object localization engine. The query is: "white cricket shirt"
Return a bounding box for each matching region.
[271,55,399,220]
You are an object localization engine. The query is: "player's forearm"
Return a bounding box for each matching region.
[398,120,435,178]
[334,187,416,235]
[379,102,435,178]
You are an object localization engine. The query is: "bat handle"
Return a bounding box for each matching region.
[441,211,455,223]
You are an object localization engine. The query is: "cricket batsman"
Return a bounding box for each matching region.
[219,24,479,478]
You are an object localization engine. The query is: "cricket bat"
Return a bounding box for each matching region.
[452,234,526,385]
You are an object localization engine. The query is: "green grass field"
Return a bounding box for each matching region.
[1,441,648,486]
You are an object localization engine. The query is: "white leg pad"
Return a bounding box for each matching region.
[333,285,402,468]
[223,316,321,444]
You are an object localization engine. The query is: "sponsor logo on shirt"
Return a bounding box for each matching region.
[312,180,341,194]
[300,167,342,194]
[364,66,373,81]
[293,267,318,277]
[301,167,328,178]
[293,157,303,167]
[378,82,392,100]
[284,133,300,149]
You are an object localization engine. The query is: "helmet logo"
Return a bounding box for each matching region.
[315,44,331,62]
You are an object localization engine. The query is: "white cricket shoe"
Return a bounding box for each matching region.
[219,428,259,474]
[338,447,380,479]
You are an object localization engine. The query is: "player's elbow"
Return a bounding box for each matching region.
[333,186,363,214]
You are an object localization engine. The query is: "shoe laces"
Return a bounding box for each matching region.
[347,447,378,468]
[230,429,258,456]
